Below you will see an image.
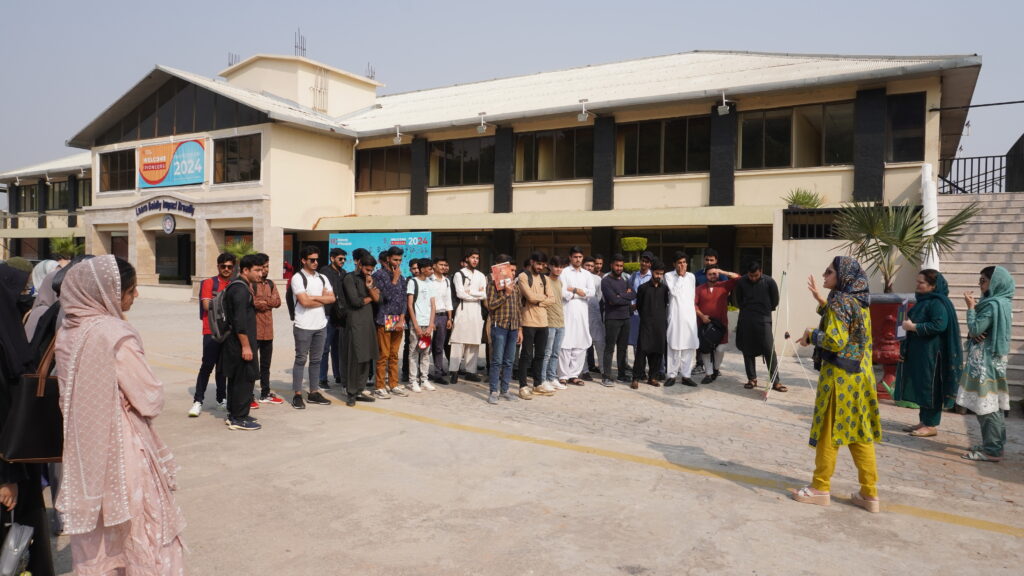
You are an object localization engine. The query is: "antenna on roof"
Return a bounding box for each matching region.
[365,62,376,80]
[227,52,240,67]
[294,28,307,57]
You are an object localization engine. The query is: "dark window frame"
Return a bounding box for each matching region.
[429,136,496,188]
[886,92,926,163]
[47,181,73,211]
[515,127,594,183]
[99,150,136,192]
[76,178,92,208]
[616,115,712,177]
[738,107,794,170]
[214,133,262,184]
[17,184,39,213]
[355,144,413,192]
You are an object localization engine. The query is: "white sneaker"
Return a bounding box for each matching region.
[408,382,422,393]
[217,400,227,410]
[188,401,202,417]
[421,381,437,391]
[390,386,409,397]
[373,388,391,399]
[538,381,557,393]
[550,380,567,390]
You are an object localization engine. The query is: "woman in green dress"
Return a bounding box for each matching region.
[957,266,1014,462]
[895,269,962,437]
[791,256,883,513]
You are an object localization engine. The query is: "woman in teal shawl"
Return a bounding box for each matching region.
[895,269,962,437]
[957,266,1014,462]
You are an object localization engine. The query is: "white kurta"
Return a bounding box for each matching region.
[560,266,594,350]
[450,267,487,344]
[665,271,699,350]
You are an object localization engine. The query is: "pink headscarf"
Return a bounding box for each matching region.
[55,255,184,542]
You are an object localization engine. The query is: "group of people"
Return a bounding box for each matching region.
[789,257,1015,516]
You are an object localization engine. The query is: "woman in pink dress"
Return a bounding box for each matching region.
[55,255,186,575]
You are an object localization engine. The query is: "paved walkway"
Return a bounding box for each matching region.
[50,298,1023,575]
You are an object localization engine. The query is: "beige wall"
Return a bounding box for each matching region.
[224,59,300,102]
[266,124,352,230]
[513,181,591,212]
[223,57,378,117]
[735,167,854,206]
[354,190,411,218]
[884,165,923,204]
[428,186,492,215]
[614,175,708,209]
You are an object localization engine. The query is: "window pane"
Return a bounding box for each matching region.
[887,93,925,162]
[764,109,792,168]
[356,150,371,191]
[823,102,854,164]
[215,96,236,130]
[461,138,481,185]
[574,127,593,178]
[478,137,495,184]
[444,141,461,186]
[535,132,555,180]
[370,148,386,191]
[121,106,140,142]
[515,134,535,182]
[385,147,401,190]
[792,105,822,168]
[195,87,215,132]
[175,83,195,135]
[138,95,157,140]
[686,116,711,172]
[398,146,412,189]
[663,119,686,173]
[617,124,638,176]
[77,179,92,207]
[156,80,178,137]
[740,112,764,169]
[214,140,226,183]
[637,121,662,175]
[237,104,261,127]
[429,143,444,187]
[553,130,573,180]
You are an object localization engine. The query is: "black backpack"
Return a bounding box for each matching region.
[209,279,249,343]
[698,317,726,353]
[455,270,487,322]
[288,271,329,321]
[329,271,348,325]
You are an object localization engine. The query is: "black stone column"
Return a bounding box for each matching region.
[854,88,886,203]
[706,225,736,271]
[37,178,48,229]
[8,184,18,229]
[492,229,514,258]
[410,138,428,215]
[592,116,615,211]
[591,226,615,261]
[67,173,79,227]
[494,126,514,213]
[709,103,737,206]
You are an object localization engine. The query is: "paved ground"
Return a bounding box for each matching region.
[49,297,1023,575]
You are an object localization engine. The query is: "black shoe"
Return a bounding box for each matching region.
[656,372,666,381]
[346,396,356,406]
[292,394,306,410]
[307,392,332,405]
[681,377,698,387]
[663,377,676,387]
[701,374,715,384]
[588,366,600,374]
[355,393,375,402]
[449,373,459,385]
[617,375,631,383]
[464,373,482,383]
[319,379,331,390]
[334,377,342,384]
[580,373,594,382]
[711,370,720,382]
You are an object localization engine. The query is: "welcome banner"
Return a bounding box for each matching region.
[329,232,432,277]
[138,140,205,188]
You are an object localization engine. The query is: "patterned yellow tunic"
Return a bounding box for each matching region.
[809,306,883,447]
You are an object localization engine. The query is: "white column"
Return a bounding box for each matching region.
[921,163,940,271]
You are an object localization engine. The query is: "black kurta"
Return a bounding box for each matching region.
[636,281,670,354]
[734,275,779,357]
[343,271,379,365]
[220,279,258,381]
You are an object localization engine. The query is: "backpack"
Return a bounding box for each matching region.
[209,279,249,343]
[698,317,726,354]
[288,271,327,321]
[324,269,348,325]
[456,270,488,322]
[199,277,222,319]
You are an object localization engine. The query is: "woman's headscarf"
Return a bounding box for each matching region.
[815,256,870,373]
[31,260,58,293]
[0,263,31,381]
[974,266,1015,357]
[55,255,184,541]
[912,272,962,397]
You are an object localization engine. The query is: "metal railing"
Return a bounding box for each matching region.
[938,155,1006,194]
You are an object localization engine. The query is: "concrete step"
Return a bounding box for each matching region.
[941,262,1024,274]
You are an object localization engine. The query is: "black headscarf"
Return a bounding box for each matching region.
[0,263,32,382]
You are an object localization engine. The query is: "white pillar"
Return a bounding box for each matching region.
[921,163,940,271]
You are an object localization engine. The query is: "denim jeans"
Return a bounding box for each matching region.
[319,323,344,383]
[542,326,565,382]
[293,326,326,394]
[489,326,519,393]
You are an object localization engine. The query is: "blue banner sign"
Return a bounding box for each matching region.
[329,232,432,276]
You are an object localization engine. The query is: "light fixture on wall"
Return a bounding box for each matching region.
[717,92,733,116]
[13,177,19,186]
[44,173,52,186]
[80,168,86,176]
[393,125,403,145]
[577,99,591,122]
[477,112,489,134]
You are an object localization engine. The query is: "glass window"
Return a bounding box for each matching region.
[515,127,592,182]
[617,117,710,176]
[740,112,765,169]
[663,118,686,174]
[121,106,140,142]
[617,124,638,176]
[428,136,495,187]
[175,83,196,135]
[195,87,215,132]
[764,109,792,168]
[100,150,135,192]
[355,145,412,191]
[17,184,38,212]
[887,92,925,163]
[47,181,72,211]
[156,79,178,138]
[823,102,854,165]
[77,178,92,208]
[686,116,711,172]
[214,95,236,130]
[138,95,157,141]
[214,133,261,184]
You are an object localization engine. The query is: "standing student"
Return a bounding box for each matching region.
[253,252,284,405]
[189,252,234,417]
[633,261,670,389]
[694,267,740,383]
[735,261,784,392]
[540,256,567,390]
[627,251,654,370]
[518,251,554,397]
[406,258,437,392]
[373,246,408,398]
[319,248,348,389]
[449,249,487,383]
[691,248,721,375]
[559,246,595,385]
[342,253,379,406]
[664,251,699,387]
[290,246,334,409]
[428,256,453,382]
[601,254,634,386]
[583,256,605,381]
[486,253,523,404]
[222,255,263,430]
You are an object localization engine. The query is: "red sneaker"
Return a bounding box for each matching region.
[258,393,285,405]
[250,400,260,409]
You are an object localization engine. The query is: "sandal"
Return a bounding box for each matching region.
[908,427,937,438]
[902,423,925,433]
[569,378,585,386]
[772,382,788,393]
[744,380,756,389]
[630,380,639,390]
[851,491,880,513]
[647,379,662,388]
[961,450,1002,462]
[789,486,830,506]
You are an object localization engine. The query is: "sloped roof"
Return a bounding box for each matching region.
[0,151,92,182]
[342,50,981,136]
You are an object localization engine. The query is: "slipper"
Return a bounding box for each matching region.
[851,492,880,513]
[908,428,937,438]
[961,450,1002,462]
[630,381,639,390]
[744,380,756,389]
[902,423,925,433]
[569,378,585,386]
[647,379,662,388]
[789,486,830,506]
[772,383,788,393]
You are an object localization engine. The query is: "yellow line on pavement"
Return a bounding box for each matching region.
[356,404,1024,540]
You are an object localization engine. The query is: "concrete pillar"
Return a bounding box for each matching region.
[253,220,284,281]
[194,216,223,281]
[130,219,159,285]
[83,221,110,256]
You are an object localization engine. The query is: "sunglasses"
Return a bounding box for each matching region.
[307,258,318,262]
[219,264,234,270]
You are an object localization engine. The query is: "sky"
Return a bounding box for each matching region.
[1,0,1021,171]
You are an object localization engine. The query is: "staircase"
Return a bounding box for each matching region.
[937,193,1024,400]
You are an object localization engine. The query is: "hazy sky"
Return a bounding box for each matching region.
[1,0,1021,171]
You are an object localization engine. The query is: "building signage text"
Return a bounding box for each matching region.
[135,198,196,217]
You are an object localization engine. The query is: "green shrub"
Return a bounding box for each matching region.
[220,239,256,261]
[623,262,641,274]
[782,188,824,209]
[49,236,84,258]
[621,237,647,253]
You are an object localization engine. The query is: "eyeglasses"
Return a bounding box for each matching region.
[219,264,234,270]
[307,258,318,262]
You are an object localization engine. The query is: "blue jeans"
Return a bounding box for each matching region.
[319,324,345,384]
[542,326,565,382]
[489,326,519,393]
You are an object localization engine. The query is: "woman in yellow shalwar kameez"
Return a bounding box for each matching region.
[791,256,883,513]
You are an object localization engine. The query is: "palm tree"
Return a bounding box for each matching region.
[220,238,256,262]
[833,200,981,293]
[49,236,84,258]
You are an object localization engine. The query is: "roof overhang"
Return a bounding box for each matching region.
[936,64,982,159]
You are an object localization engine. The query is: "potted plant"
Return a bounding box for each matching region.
[621,236,648,274]
[782,188,824,209]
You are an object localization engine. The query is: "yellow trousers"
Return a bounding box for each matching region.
[811,392,879,498]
